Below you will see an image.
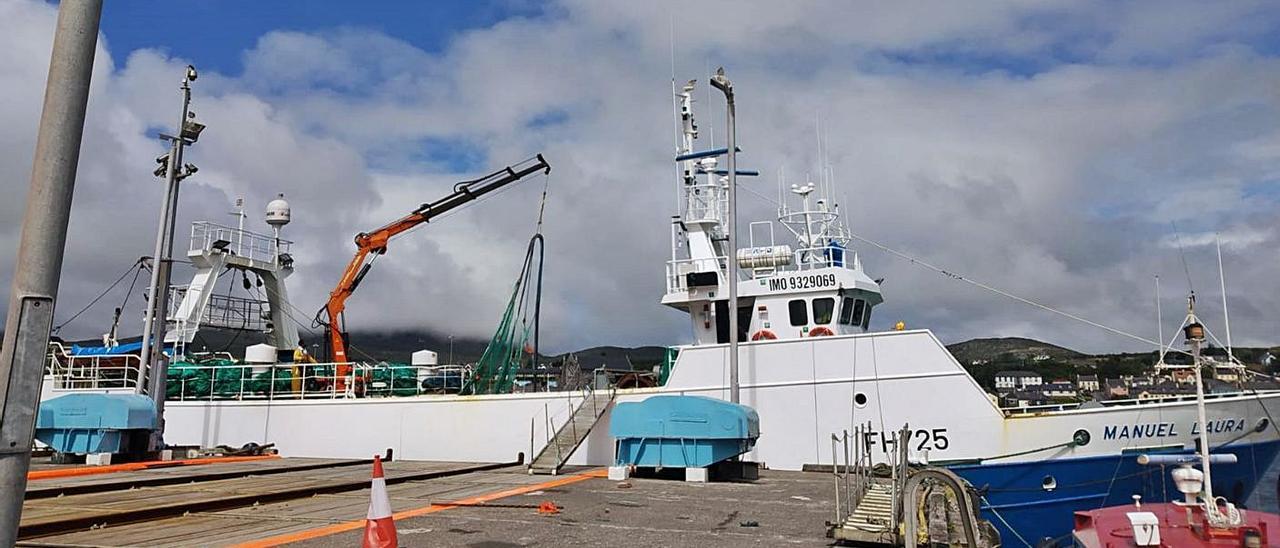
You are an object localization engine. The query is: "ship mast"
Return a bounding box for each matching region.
[1184,293,1242,529]
[1184,294,1214,503]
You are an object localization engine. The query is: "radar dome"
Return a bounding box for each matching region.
[265,193,291,227]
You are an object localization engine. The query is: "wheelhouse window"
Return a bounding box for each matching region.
[850,299,866,327]
[788,299,808,326]
[861,304,872,329]
[813,298,835,324]
[839,297,855,325]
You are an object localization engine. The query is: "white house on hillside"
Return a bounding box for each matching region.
[994,370,1043,391]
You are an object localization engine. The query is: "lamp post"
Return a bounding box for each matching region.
[710,67,740,405]
[138,65,203,452]
[0,1,102,543]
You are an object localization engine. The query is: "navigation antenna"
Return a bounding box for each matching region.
[1216,235,1236,366]
[1155,275,1166,366]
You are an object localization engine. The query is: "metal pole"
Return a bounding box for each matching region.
[145,152,181,449]
[138,139,177,375]
[139,70,196,451]
[0,1,102,542]
[1190,313,1215,504]
[710,67,739,404]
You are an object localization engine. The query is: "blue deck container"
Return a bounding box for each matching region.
[609,395,759,468]
[34,393,157,455]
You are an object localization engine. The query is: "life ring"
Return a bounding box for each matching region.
[809,326,835,337]
[751,329,778,341]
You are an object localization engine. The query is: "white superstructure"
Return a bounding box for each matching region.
[664,83,880,345]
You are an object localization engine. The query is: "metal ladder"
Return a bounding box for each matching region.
[528,386,615,475]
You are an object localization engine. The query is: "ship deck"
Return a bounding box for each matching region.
[18,457,837,547]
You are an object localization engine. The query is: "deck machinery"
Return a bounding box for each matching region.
[314,155,551,389]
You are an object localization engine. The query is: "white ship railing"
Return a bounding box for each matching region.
[189,221,292,264]
[1000,389,1280,416]
[665,246,861,294]
[167,361,463,401]
[665,256,727,294]
[683,180,727,223]
[45,342,142,391]
[791,246,857,271]
[168,285,269,331]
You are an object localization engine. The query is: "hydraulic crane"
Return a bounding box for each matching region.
[315,154,551,389]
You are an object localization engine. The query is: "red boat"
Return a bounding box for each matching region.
[1074,496,1278,547]
[1073,296,1280,548]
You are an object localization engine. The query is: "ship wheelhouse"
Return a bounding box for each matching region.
[659,80,883,346]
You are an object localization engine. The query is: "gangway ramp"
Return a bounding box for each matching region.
[529,388,615,475]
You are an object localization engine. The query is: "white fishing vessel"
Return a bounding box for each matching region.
[42,76,1280,546]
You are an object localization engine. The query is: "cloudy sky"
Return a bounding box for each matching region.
[2,0,1278,355]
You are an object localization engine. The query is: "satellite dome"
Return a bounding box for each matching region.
[265,193,291,227]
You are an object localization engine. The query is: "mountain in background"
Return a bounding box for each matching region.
[947,336,1280,389]
[67,329,1276,380]
[944,337,1085,366]
[116,327,668,371]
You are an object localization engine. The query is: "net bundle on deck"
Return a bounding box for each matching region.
[463,234,544,395]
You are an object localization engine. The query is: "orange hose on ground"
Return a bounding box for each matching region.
[27,454,280,481]
[231,468,607,547]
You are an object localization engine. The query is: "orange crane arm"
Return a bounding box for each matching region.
[316,154,550,366]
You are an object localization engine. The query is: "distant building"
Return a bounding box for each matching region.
[1138,380,1195,400]
[1169,368,1196,384]
[995,370,1043,391]
[1043,382,1078,399]
[1032,354,1051,362]
[1128,375,1156,389]
[1105,378,1129,399]
[1076,374,1099,392]
[1000,390,1049,409]
[1213,366,1242,383]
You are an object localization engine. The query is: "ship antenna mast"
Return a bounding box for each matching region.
[1216,235,1236,366]
[1155,275,1166,367]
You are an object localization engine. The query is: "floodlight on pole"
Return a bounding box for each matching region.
[710,67,741,405]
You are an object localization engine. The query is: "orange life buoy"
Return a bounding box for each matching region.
[809,326,835,337]
[751,329,778,341]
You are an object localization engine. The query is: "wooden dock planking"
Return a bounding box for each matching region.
[18,460,510,541]
[18,466,542,547]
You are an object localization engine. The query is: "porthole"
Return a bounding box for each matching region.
[1042,475,1057,491]
[1073,429,1091,446]
[854,393,868,408]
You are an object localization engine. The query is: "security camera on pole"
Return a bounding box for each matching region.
[138,65,205,453]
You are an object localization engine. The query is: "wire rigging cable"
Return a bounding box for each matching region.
[53,258,145,334]
[463,174,551,395]
[843,230,1187,354]
[734,176,1184,354]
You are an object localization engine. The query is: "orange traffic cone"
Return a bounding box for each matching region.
[362,455,397,548]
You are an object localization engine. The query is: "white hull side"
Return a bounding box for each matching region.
[162,330,1280,469]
